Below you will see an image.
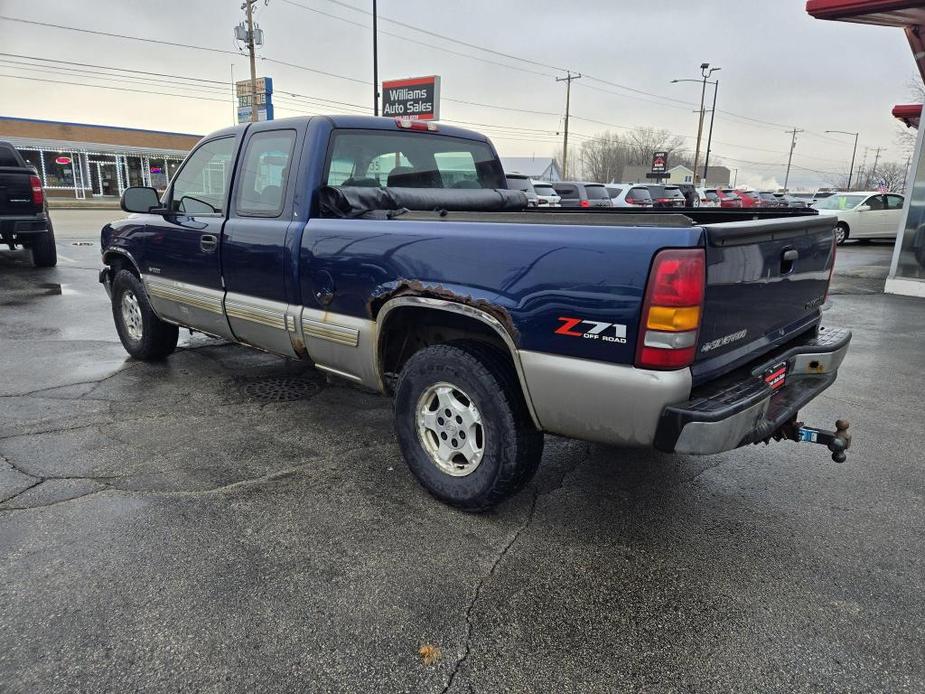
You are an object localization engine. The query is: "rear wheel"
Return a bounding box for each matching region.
[111,269,178,360]
[30,219,57,267]
[394,342,543,511]
[834,223,849,246]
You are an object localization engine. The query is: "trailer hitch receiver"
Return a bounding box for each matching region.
[779,419,851,463]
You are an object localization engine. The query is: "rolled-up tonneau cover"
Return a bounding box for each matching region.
[319,185,528,217]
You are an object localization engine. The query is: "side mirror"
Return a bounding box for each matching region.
[121,186,162,214]
[856,204,871,212]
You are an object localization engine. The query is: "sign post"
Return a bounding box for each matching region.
[236,76,274,123]
[381,75,441,120]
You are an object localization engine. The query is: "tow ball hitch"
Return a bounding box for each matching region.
[776,419,852,463]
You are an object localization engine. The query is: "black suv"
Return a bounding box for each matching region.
[552,182,612,208]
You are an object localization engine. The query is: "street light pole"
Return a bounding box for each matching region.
[826,129,859,190]
[702,80,718,185]
[372,0,379,116]
[671,64,720,186]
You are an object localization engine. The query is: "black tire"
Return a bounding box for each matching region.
[835,223,849,246]
[111,269,179,360]
[394,341,544,512]
[30,218,57,267]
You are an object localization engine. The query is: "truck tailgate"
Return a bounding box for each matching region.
[693,215,836,384]
[0,168,39,216]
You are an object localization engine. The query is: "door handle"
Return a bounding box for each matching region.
[200,234,218,253]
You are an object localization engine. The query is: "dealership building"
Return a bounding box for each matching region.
[0,116,201,199]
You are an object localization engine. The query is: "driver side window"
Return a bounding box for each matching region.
[170,138,236,214]
[865,195,884,211]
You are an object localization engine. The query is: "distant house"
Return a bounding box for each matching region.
[500,156,562,182]
[621,163,731,188]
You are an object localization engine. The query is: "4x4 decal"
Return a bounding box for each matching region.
[555,317,627,344]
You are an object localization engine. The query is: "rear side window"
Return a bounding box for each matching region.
[885,194,904,209]
[665,187,684,199]
[554,184,578,197]
[627,187,651,201]
[585,185,608,200]
[704,191,719,201]
[235,130,296,217]
[0,145,21,167]
[323,129,505,189]
[506,176,531,192]
[605,186,623,198]
[647,185,665,197]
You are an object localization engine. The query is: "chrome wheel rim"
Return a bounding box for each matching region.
[835,226,846,244]
[416,382,485,477]
[121,290,143,341]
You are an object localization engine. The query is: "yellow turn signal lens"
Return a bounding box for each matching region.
[646,305,701,332]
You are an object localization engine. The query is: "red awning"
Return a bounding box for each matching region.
[807,0,925,81]
[807,0,925,25]
[892,103,922,127]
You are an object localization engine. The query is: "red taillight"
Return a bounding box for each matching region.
[635,248,706,370]
[30,174,44,205]
[579,199,590,208]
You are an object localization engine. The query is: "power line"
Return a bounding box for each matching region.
[0,72,230,103]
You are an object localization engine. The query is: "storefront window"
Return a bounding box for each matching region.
[148,157,168,191]
[894,128,925,281]
[166,158,182,183]
[41,151,77,188]
[16,149,41,173]
[125,156,145,187]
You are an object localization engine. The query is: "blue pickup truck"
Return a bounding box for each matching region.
[99,115,852,510]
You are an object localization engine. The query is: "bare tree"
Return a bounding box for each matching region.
[579,131,628,183]
[624,127,686,165]
[895,74,924,157]
[869,161,907,192]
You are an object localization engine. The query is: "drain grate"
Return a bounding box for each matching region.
[242,376,322,402]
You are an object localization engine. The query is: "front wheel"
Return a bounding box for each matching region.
[111,269,178,360]
[393,342,544,512]
[835,223,849,246]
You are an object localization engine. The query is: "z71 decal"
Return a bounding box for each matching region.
[555,317,627,344]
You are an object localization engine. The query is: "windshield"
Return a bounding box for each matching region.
[627,187,652,201]
[815,194,867,210]
[585,185,608,200]
[325,129,505,189]
[664,187,684,199]
[532,184,556,196]
[646,185,665,197]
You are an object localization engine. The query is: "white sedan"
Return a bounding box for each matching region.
[813,192,904,245]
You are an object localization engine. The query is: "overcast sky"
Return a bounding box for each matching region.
[0,0,918,189]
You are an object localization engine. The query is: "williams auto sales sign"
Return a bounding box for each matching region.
[381,75,441,120]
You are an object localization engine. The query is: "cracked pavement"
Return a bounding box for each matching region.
[1,234,924,693]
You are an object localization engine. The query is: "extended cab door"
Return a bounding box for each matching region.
[143,136,239,339]
[221,125,302,357]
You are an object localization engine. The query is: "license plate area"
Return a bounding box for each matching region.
[763,360,788,391]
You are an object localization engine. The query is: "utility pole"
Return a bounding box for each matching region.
[825,129,859,190]
[783,128,803,192]
[702,80,718,184]
[903,153,912,194]
[372,0,379,115]
[244,0,259,123]
[556,72,581,180]
[871,146,882,180]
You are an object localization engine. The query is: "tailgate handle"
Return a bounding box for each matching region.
[781,248,798,274]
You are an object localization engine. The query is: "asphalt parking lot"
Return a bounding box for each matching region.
[1,211,923,693]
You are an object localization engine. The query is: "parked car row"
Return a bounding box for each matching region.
[505,173,563,207]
